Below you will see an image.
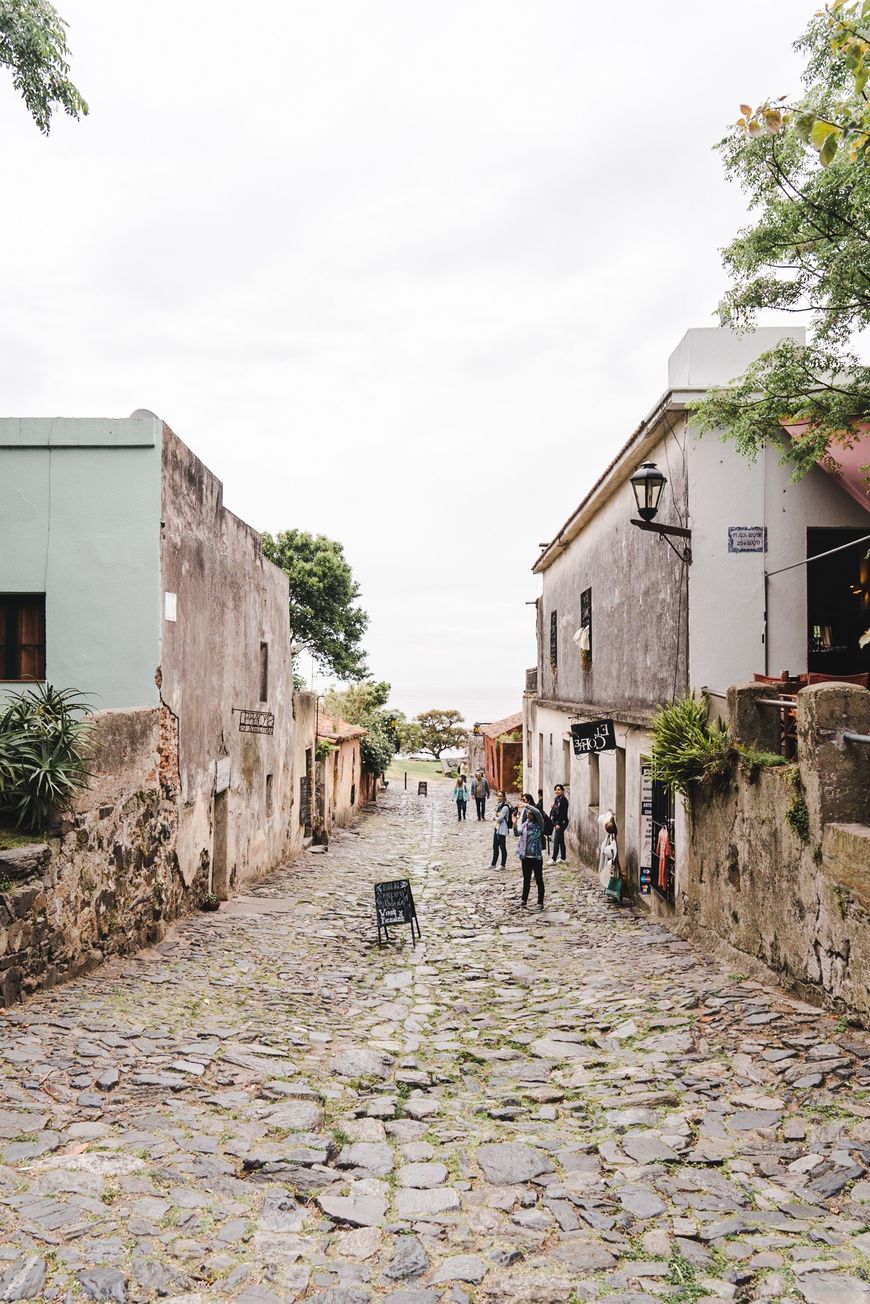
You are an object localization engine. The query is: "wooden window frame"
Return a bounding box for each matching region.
[0,594,46,682]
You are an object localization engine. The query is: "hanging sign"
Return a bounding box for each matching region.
[234,709,275,735]
[374,879,421,947]
[728,526,767,553]
[571,719,616,755]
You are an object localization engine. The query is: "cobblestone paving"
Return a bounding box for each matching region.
[0,784,869,1304]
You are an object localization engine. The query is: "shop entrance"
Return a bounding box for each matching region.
[651,778,675,904]
[807,528,870,680]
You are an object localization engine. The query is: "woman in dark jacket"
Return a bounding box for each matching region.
[516,794,545,909]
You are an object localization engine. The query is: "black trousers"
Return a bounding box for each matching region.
[475,796,486,820]
[456,800,467,821]
[491,831,507,866]
[551,826,567,861]
[521,857,545,905]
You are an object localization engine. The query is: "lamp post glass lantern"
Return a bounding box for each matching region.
[630,461,666,522]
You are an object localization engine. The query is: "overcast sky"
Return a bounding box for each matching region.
[0,0,815,718]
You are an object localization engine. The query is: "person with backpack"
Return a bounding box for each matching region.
[516,794,545,909]
[451,775,468,821]
[550,784,569,863]
[471,770,490,820]
[490,791,512,867]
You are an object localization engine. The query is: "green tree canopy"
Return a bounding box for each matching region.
[323,680,391,724]
[262,529,368,681]
[1,0,87,133]
[411,709,467,762]
[323,679,406,776]
[693,1,870,479]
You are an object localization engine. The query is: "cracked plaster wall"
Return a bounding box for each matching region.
[159,427,298,893]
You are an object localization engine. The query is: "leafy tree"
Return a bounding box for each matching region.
[262,529,369,681]
[359,719,396,777]
[693,1,870,478]
[323,679,407,775]
[411,708,467,761]
[1,0,88,133]
[323,680,390,724]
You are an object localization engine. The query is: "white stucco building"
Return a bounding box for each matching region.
[525,327,870,913]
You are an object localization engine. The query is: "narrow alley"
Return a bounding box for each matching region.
[0,787,868,1304]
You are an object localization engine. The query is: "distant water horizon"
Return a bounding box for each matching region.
[389,685,522,728]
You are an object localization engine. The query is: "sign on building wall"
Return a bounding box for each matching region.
[234,709,275,735]
[570,719,616,755]
[728,526,767,553]
[215,756,231,793]
[639,761,653,895]
[164,592,177,621]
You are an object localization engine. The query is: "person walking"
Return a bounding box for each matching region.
[490,791,511,867]
[452,775,468,821]
[471,770,490,820]
[516,794,545,909]
[550,783,569,863]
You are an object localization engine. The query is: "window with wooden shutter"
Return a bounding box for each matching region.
[0,595,45,681]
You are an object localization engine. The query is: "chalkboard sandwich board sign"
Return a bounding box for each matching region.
[375,878,421,947]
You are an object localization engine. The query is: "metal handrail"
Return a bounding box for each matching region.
[844,732,870,744]
[754,697,798,709]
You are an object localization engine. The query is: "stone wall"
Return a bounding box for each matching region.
[676,682,870,1021]
[0,707,197,1005]
[160,426,297,894]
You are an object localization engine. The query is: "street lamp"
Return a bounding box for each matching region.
[630,462,666,521]
[629,461,692,563]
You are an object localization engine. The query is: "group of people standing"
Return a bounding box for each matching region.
[451,771,570,911]
[449,771,492,822]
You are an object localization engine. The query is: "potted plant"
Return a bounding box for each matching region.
[201,892,220,912]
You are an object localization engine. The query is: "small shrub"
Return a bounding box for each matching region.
[785,770,810,843]
[738,747,787,783]
[0,684,92,831]
[650,694,734,797]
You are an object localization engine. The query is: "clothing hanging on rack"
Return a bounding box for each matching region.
[655,825,672,890]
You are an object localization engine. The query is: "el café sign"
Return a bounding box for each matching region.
[571,719,616,756]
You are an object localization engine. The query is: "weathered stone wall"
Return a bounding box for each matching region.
[676,683,870,1021]
[325,738,361,830]
[160,426,297,894]
[537,418,689,714]
[289,690,318,846]
[0,707,200,1005]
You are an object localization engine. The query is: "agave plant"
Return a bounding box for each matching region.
[650,693,734,798]
[0,684,93,831]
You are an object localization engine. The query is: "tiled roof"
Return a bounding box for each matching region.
[480,711,523,740]
[316,712,367,741]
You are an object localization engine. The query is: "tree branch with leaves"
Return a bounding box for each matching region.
[692,1,870,479]
[0,0,87,133]
[262,529,369,681]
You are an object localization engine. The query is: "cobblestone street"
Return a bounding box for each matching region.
[0,784,869,1304]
